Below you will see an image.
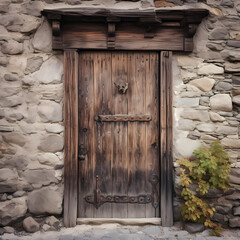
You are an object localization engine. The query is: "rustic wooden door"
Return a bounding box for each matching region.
[78,51,159,218]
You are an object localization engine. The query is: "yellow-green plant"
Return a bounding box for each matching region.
[177,141,231,236]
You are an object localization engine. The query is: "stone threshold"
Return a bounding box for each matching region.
[77,218,161,225]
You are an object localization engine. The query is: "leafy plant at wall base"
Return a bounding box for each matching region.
[177,141,231,236]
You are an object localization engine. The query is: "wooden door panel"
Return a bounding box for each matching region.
[78,51,159,218]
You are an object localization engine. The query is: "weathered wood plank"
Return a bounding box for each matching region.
[160,51,173,227]
[64,50,78,227]
[111,52,128,217]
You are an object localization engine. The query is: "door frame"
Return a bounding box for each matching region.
[42,8,208,227]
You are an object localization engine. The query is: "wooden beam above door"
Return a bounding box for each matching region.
[42,8,208,52]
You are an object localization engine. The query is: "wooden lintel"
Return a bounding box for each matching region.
[107,22,115,49]
[52,21,61,36]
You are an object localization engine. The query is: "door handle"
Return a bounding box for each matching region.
[79,144,87,161]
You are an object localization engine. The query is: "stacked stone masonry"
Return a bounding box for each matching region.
[0,0,240,233]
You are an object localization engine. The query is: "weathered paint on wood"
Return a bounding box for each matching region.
[78,51,160,218]
[160,51,173,227]
[64,50,79,227]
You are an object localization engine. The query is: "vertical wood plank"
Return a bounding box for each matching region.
[145,52,160,218]
[78,52,95,218]
[160,51,173,227]
[111,52,128,217]
[64,49,78,227]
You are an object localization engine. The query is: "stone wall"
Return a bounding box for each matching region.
[0,0,239,231]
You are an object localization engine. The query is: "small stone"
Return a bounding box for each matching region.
[233,206,240,216]
[45,216,60,228]
[178,119,195,131]
[210,112,225,122]
[23,217,40,233]
[215,204,232,215]
[212,212,228,225]
[220,0,234,8]
[184,222,204,233]
[38,101,62,123]
[0,197,27,226]
[23,170,58,185]
[2,132,26,147]
[221,138,240,149]
[221,50,240,61]
[45,124,64,134]
[209,28,228,40]
[199,97,209,106]
[226,192,240,200]
[176,55,202,68]
[24,1,45,17]
[0,126,14,132]
[187,130,201,140]
[13,191,25,197]
[180,109,210,122]
[196,123,216,132]
[0,56,9,66]
[207,43,224,51]
[229,217,240,228]
[233,96,240,106]
[216,126,238,135]
[1,40,23,55]
[66,0,82,4]
[7,155,29,170]
[27,186,63,215]
[7,195,12,200]
[1,194,7,201]
[180,69,197,80]
[189,77,215,92]
[25,56,43,74]
[32,20,52,52]
[227,40,240,48]
[4,73,19,81]
[42,224,51,231]
[210,94,232,111]
[0,94,23,107]
[3,226,14,234]
[176,98,199,107]
[35,56,63,84]
[215,82,232,91]
[0,14,23,32]
[198,63,224,75]
[38,135,64,153]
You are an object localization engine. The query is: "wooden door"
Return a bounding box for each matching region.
[78,51,159,218]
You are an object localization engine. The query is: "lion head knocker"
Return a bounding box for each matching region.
[114,79,128,94]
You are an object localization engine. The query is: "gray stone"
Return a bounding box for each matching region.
[13,191,25,197]
[227,40,240,48]
[6,112,24,121]
[25,56,43,74]
[216,126,237,135]
[7,155,29,170]
[0,183,17,193]
[199,97,209,106]
[3,226,14,234]
[0,168,17,182]
[212,212,228,225]
[180,109,210,122]
[225,62,240,73]
[23,217,40,233]
[7,195,12,200]
[187,130,201,140]
[214,82,232,91]
[66,0,82,4]
[210,94,232,111]
[233,206,240,216]
[189,77,215,92]
[0,126,14,132]
[220,0,234,8]
[1,194,7,201]
[38,135,64,153]
[0,56,9,66]
[184,223,204,233]
[1,40,23,55]
[4,73,19,81]
[21,15,41,33]
[221,49,240,61]
[28,187,63,215]
[42,224,51,231]
[198,63,224,75]
[0,197,27,226]
[209,112,225,122]
[209,28,228,40]
[35,56,63,84]
[0,14,23,32]
[178,119,195,131]
[221,138,240,149]
[229,217,240,227]
[24,1,45,17]
[38,101,62,122]
[32,20,52,52]
[45,216,60,228]
[196,123,216,132]
[45,124,64,134]
[176,98,199,107]
[207,43,224,51]
[215,204,232,214]
[141,226,163,236]
[233,96,240,106]
[35,153,60,166]
[23,170,58,185]
[0,94,23,107]
[3,133,26,147]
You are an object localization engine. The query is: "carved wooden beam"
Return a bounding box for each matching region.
[107,22,115,49]
[52,21,61,36]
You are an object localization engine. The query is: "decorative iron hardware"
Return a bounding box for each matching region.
[78,144,87,161]
[85,175,159,209]
[149,174,159,209]
[95,114,152,122]
[114,80,128,94]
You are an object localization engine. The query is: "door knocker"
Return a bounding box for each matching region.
[114,79,128,94]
